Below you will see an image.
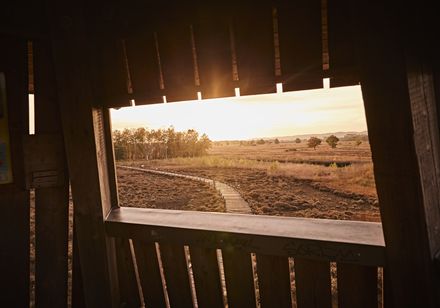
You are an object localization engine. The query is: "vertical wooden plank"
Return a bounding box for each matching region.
[353,2,439,306]
[72,224,86,308]
[125,33,163,105]
[190,246,224,308]
[156,6,197,103]
[294,258,332,308]
[382,268,394,308]
[222,249,256,308]
[46,1,121,306]
[193,5,235,99]
[0,35,30,307]
[327,0,359,87]
[233,2,275,95]
[256,254,292,308]
[159,243,193,308]
[86,0,130,108]
[132,240,167,308]
[32,38,70,308]
[276,0,323,91]
[115,238,141,308]
[337,263,378,308]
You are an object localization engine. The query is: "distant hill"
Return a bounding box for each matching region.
[213,131,369,143]
[266,131,368,142]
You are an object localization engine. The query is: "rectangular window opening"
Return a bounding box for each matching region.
[110,84,378,223]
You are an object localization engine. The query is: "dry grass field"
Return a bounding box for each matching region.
[117,139,380,222]
[209,140,372,164]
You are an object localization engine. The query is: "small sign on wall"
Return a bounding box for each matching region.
[0,73,13,184]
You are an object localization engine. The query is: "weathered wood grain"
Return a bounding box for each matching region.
[294,258,332,308]
[190,246,224,308]
[115,238,141,308]
[256,254,292,307]
[222,249,256,308]
[46,1,121,305]
[353,1,440,306]
[106,207,385,266]
[337,263,378,308]
[159,243,193,308]
[132,240,167,308]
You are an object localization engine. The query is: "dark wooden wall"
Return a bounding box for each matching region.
[0,35,30,308]
[1,1,440,307]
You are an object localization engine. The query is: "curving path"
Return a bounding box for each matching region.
[118,166,252,214]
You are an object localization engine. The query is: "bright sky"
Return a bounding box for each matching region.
[111,82,367,141]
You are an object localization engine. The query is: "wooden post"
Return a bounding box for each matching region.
[353,2,440,306]
[45,2,121,306]
[32,38,70,308]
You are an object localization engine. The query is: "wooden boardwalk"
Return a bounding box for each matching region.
[118,166,252,214]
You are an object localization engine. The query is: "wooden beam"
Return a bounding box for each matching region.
[353,2,440,306]
[106,207,385,266]
[45,1,121,306]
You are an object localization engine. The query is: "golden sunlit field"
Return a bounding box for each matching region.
[117,138,380,222]
[209,139,372,163]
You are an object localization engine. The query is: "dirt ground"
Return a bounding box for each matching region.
[117,163,380,222]
[117,168,225,212]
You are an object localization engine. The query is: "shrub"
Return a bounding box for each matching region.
[307,137,321,149]
[326,135,340,148]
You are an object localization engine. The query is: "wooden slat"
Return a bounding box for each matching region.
[159,243,193,307]
[222,249,256,308]
[91,38,130,108]
[190,246,224,308]
[0,35,30,307]
[276,0,323,91]
[383,268,394,308]
[193,5,235,99]
[115,238,141,307]
[328,0,359,87]
[337,263,378,308]
[47,1,121,305]
[125,33,163,105]
[156,7,197,103]
[72,224,86,308]
[86,0,130,108]
[105,207,386,266]
[0,1,48,39]
[132,240,167,308]
[32,38,70,308]
[294,258,332,308]
[233,2,275,96]
[256,254,292,307]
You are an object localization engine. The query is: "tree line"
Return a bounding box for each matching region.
[112,127,212,160]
